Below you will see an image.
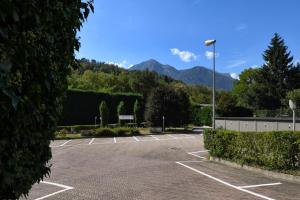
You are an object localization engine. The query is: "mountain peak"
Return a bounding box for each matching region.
[130,59,234,90]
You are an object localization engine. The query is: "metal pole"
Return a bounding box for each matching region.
[293,110,296,131]
[95,116,97,128]
[212,43,216,129]
[162,116,165,132]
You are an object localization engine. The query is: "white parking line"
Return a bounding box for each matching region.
[88,138,95,145]
[238,182,282,189]
[34,181,74,200]
[188,152,207,159]
[59,140,71,147]
[176,162,276,200]
[52,135,197,148]
[189,150,209,154]
[167,134,177,139]
[114,137,117,143]
[150,135,160,140]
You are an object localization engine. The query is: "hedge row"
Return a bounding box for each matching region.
[59,89,143,125]
[204,129,300,170]
[56,127,140,138]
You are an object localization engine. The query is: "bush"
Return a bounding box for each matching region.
[134,100,143,126]
[58,125,97,131]
[99,101,109,127]
[95,128,116,137]
[204,129,300,170]
[0,1,92,198]
[145,87,190,127]
[90,127,140,137]
[117,101,126,125]
[190,104,212,126]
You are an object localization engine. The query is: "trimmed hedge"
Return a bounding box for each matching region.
[80,127,140,137]
[59,89,143,125]
[204,129,300,170]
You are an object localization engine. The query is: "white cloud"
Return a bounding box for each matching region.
[205,51,219,60]
[230,73,239,80]
[295,59,300,64]
[250,65,259,68]
[170,48,197,62]
[107,60,132,69]
[236,24,247,31]
[226,60,247,68]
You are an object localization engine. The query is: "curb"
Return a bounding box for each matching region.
[210,156,300,184]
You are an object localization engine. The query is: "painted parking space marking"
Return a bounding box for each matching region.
[238,183,282,189]
[167,134,177,139]
[133,136,140,141]
[59,140,71,147]
[51,134,200,148]
[88,138,95,145]
[177,150,283,200]
[150,135,160,140]
[188,150,208,159]
[176,161,277,200]
[34,181,73,200]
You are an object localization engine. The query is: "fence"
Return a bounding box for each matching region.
[216,117,300,132]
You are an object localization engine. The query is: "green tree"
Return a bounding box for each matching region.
[287,89,300,107]
[0,1,93,198]
[145,87,190,127]
[256,33,295,109]
[217,92,253,117]
[99,101,109,127]
[134,100,143,126]
[117,101,126,125]
[232,68,260,109]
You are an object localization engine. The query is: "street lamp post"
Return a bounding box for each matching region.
[205,39,216,129]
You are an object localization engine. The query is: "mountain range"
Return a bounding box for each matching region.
[130,59,234,90]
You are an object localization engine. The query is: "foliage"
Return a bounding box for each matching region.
[145,87,190,127]
[117,101,126,115]
[217,92,253,117]
[68,58,214,105]
[190,104,212,126]
[99,101,109,127]
[134,100,143,126]
[233,33,300,110]
[60,90,142,125]
[204,129,300,170]
[0,0,93,198]
[80,127,140,137]
[287,89,300,107]
[117,101,126,125]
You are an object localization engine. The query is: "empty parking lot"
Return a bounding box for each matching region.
[22,133,300,200]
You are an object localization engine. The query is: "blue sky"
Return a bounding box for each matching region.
[77,0,300,78]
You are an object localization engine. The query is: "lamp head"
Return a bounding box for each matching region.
[205,39,216,46]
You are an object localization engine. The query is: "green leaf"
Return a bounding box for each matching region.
[0,60,12,72]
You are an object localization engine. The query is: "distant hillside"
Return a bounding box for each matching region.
[130,59,234,90]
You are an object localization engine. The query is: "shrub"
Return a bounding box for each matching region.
[204,129,300,170]
[117,101,126,125]
[134,100,143,126]
[95,128,115,137]
[0,1,93,198]
[190,104,212,126]
[99,101,109,127]
[58,125,97,131]
[145,87,190,127]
